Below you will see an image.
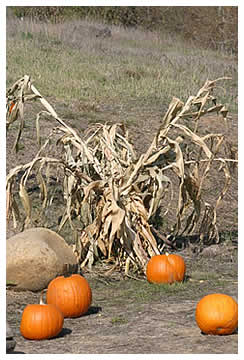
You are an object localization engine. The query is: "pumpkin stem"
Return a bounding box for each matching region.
[63,263,69,277]
[63,263,79,277]
[39,289,47,305]
[63,263,73,278]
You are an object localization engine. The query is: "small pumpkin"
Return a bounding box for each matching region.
[195,293,238,335]
[46,273,92,318]
[8,101,15,114]
[20,291,64,340]
[146,253,186,284]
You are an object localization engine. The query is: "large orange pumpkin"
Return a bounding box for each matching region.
[146,253,186,284]
[195,293,238,335]
[46,274,92,318]
[20,292,64,340]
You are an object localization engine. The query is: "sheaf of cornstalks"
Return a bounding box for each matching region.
[6,75,237,274]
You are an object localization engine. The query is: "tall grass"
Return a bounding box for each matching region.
[6,17,237,114]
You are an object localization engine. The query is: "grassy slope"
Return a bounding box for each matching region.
[6,16,238,242]
[7,17,237,112]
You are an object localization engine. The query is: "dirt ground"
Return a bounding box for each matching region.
[7,243,237,354]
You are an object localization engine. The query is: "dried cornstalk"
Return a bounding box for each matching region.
[6,75,237,274]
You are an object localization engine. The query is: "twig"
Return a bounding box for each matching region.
[151,227,177,250]
[124,274,145,281]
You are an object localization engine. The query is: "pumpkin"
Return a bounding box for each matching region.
[46,273,92,318]
[195,293,238,335]
[20,291,64,340]
[8,101,15,114]
[146,253,186,284]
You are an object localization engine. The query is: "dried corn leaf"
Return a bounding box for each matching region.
[6,75,236,275]
[161,97,184,128]
[173,124,212,158]
[108,201,125,259]
[36,169,48,207]
[19,183,32,227]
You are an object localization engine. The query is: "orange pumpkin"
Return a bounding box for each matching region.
[46,274,92,318]
[20,292,64,340]
[195,293,238,335]
[146,253,186,284]
[8,101,15,114]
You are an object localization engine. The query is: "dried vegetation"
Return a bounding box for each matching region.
[6,75,237,274]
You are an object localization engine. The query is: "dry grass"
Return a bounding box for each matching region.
[6,17,238,113]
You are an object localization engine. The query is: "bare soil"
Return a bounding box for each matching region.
[7,244,237,354]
